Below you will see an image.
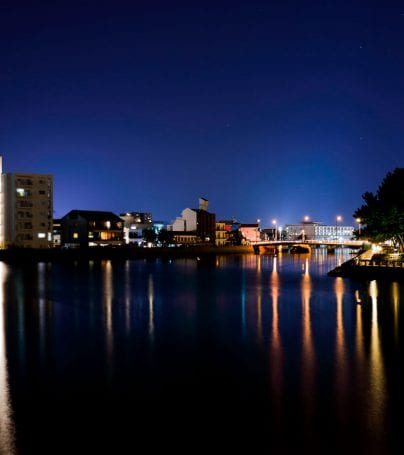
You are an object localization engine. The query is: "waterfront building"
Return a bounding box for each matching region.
[239,223,260,244]
[168,198,216,244]
[53,219,62,248]
[284,220,354,242]
[215,221,227,246]
[120,212,152,245]
[61,210,124,247]
[0,157,53,248]
[221,219,240,233]
[172,232,197,245]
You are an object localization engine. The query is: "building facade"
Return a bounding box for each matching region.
[284,221,354,242]
[215,221,227,246]
[239,223,260,244]
[1,158,53,248]
[169,198,216,244]
[120,212,152,245]
[61,210,124,247]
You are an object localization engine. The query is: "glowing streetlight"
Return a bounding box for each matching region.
[304,215,310,222]
[272,219,277,241]
[356,218,361,238]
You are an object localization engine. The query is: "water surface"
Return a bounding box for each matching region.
[0,250,403,453]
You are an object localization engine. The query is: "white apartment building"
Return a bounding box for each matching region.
[0,157,53,248]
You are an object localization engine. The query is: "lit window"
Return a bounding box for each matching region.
[16,188,25,197]
[38,233,46,239]
[106,221,111,229]
[73,233,79,239]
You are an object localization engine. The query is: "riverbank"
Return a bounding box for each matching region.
[328,249,404,280]
[0,245,255,263]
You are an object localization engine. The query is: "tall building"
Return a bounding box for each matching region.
[0,157,53,248]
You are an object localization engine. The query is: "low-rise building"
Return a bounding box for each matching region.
[239,223,260,244]
[120,212,152,245]
[61,210,124,247]
[284,221,354,241]
[173,232,197,245]
[215,221,227,246]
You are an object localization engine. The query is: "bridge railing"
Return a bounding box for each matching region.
[253,239,368,247]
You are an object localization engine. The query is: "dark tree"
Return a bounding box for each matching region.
[142,228,157,245]
[158,229,174,246]
[354,168,404,250]
[228,229,245,246]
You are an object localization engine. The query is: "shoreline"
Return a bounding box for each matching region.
[0,245,255,263]
[328,253,404,280]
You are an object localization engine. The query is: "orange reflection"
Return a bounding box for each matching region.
[334,277,348,418]
[368,280,386,439]
[391,282,399,343]
[269,257,283,421]
[0,263,16,454]
[256,256,263,345]
[301,258,316,433]
[354,298,367,438]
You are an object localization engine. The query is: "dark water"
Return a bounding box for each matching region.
[0,250,403,454]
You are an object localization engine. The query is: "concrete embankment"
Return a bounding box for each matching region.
[0,245,255,263]
[328,249,404,280]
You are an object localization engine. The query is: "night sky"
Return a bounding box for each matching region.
[1,1,403,227]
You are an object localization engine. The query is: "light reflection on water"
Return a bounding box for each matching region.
[0,251,402,452]
[334,277,348,419]
[0,263,16,455]
[368,280,386,442]
[269,256,283,430]
[301,258,316,437]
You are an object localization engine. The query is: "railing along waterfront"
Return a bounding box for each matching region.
[354,254,404,268]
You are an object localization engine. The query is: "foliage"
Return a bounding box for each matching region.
[157,229,174,246]
[228,229,244,245]
[142,228,157,245]
[353,168,404,250]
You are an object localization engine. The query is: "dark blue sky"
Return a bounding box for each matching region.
[1,1,403,227]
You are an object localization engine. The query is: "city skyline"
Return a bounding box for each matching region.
[1,1,403,225]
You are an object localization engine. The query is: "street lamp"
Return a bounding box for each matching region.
[272,219,277,241]
[356,218,361,238]
[335,215,342,241]
[257,219,261,242]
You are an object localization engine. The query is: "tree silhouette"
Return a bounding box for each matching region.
[142,228,157,245]
[354,168,404,250]
[158,229,174,246]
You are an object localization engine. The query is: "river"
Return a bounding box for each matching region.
[0,249,403,453]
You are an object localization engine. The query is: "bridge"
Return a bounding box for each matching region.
[252,239,369,254]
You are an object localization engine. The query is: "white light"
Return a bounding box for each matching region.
[37,233,46,239]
